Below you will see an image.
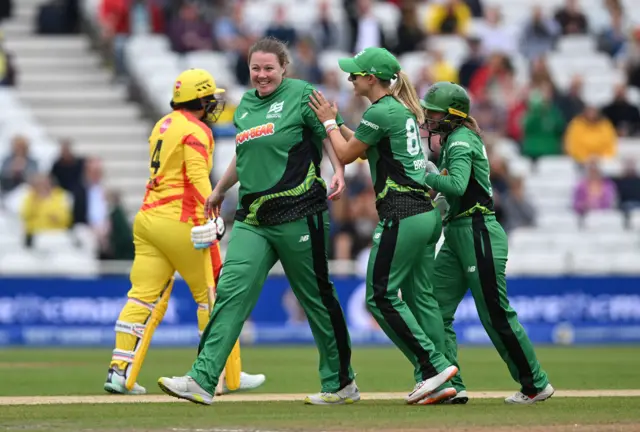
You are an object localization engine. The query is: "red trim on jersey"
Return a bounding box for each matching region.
[183,135,209,162]
[140,193,183,211]
[179,163,205,225]
[179,110,214,146]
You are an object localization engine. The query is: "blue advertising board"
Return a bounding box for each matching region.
[1,276,639,346]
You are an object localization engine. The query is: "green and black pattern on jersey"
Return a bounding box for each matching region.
[233,78,335,226]
[354,95,433,222]
[424,126,494,223]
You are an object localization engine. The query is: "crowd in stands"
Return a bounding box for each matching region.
[2,0,640,262]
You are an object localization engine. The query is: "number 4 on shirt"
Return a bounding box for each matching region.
[151,139,163,174]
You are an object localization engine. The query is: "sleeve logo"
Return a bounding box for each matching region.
[449,141,470,149]
[236,123,275,146]
[360,118,379,130]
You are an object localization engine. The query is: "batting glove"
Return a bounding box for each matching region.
[433,193,449,212]
[191,217,226,250]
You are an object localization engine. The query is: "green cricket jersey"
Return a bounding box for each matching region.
[424,126,494,223]
[233,78,334,226]
[354,95,433,221]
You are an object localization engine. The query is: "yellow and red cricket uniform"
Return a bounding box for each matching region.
[111,110,223,371]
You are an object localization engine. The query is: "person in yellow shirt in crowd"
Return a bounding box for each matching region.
[430,49,459,83]
[425,0,471,36]
[565,106,618,164]
[103,68,265,396]
[20,174,72,245]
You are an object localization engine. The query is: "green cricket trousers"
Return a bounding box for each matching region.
[433,213,549,395]
[188,210,355,394]
[366,210,452,384]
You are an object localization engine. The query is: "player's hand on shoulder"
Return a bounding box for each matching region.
[191,217,226,250]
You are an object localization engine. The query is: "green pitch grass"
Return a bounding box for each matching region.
[1,346,639,431]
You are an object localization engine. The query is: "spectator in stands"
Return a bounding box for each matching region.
[167,1,214,54]
[72,158,110,254]
[602,83,640,136]
[317,70,351,114]
[102,189,134,260]
[99,0,164,79]
[519,6,560,61]
[0,136,38,194]
[463,0,483,18]
[428,49,459,83]
[521,84,566,159]
[0,0,12,22]
[613,159,640,213]
[264,4,297,47]
[625,28,640,90]
[553,0,588,35]
[425,0,471,36]
[215,0,255,52]
[0,31,16,86]
[20,174,72,247]
[489,151,510,196]
[572,158,618,215]
[476,6,517,56]
[555,74,585,124]
[472,98,506,134]
[596,9,629,59]
[291,37,322,84]
[457,36,483,88]
[50,139,85,192]
[528,56,555,91]
[313,1,338,50]
[565,106,618,164]
[353,0,386,53]
[394,0,426,56]
[502,175,536,232]
[468,53,515,103]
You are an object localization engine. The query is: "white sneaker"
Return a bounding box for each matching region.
[505,383,555,405]
[304,380,360,405]
[104,367,147,395]
[215,371,266,395]
[406,365,459,404]
[415,387,457,405]
[157,375,213,405]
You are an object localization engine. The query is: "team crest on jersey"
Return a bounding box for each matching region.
[159,117,172,134]
[266,101,284,119]
[236,123,275,146]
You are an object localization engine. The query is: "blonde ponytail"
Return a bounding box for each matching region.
[390,71,425,124]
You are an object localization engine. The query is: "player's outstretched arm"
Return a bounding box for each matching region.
[424,145,472,197]
[205,155,238,218]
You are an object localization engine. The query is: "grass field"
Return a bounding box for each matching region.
[1,346,639,431]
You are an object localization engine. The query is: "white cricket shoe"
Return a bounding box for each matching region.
[406,365,459,404]
[157,375,213,405]
[304,380,360,405]
[415,387,458,405]
[104,367,147,395]
[215,371,266,395]
[505,383,555,405]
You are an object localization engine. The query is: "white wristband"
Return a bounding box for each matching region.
[323,119,337,128]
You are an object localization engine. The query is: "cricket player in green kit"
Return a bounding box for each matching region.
[157,37,359,405]
[420,81,555,405]
[309,47,458,405]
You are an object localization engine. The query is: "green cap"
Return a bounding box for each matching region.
[338,47,401,81]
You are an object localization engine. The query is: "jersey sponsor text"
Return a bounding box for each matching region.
[236,123,276,146]
[360,118,379,130]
